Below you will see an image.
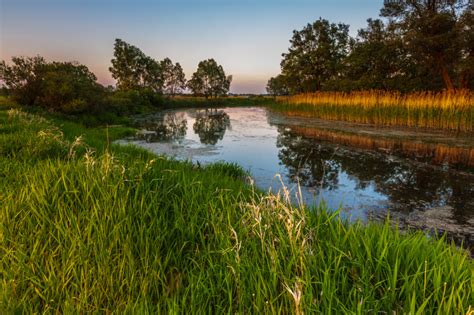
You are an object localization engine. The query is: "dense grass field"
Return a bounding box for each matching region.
[275,90,474,132]
[1,102,473,313]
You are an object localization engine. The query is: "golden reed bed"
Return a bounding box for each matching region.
[276,90,474,132]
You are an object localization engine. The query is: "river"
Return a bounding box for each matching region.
[117,106,474,251]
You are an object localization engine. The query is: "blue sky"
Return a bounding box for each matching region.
[1,0,382,93]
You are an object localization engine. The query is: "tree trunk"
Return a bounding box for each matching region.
[460,71,470,89]
[460,51,473,89]
[440,64,454,91]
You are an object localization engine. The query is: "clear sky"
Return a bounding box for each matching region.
[1,0,382,94]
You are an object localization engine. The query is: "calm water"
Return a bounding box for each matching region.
[118,107,474,248]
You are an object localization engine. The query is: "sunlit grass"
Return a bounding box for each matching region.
[1,107,472,313]
[275,90,474,132]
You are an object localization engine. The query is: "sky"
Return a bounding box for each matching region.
[0,0,382,94]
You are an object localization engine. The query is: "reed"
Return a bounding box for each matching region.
[1,106,472,313]
[275,90,474,132]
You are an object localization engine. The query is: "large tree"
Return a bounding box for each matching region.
[0,56,47,105]
[458,4,474,89]
[280,18,352,93]
[381,0,470,90]
[0,56,103,113]
[342,18,439,91]
[160,58,187,96]
[38,62,103,113]
[187,59,231,98]
[109,39,163,92]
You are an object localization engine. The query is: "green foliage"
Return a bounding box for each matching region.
[160,58,187,96]
[162,96,274,108]
[280,18,351,94]
[104,88,163,115]
[38,62,103,113]
[1,107,472,313]
[109,39,163,92]
[0,57,104,114]
[458,5,474,89]
[341,18,444,92]
[187,59,232,98]
[380,0,467,90]
[272,2,474,93]
[0,56,47,105]
[266,75,289,96]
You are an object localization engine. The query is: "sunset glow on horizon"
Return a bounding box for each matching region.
[1,0,381,94]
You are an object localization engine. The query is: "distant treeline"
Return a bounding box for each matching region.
[267,0,473,95]
[0,39,232,120]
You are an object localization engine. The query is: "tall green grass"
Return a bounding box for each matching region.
[1,106,472,313]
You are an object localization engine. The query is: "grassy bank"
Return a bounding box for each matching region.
[163,95,274,109]
[275,90,474,132]
[1,104,473,313]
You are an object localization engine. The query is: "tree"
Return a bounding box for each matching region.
[341,18,438,91]
[266,75,289,96]
[187,59,231,98]
[458,4,474,89]
[381,0,470,90]
[38,62,103,113]
[109,39,163,92]
[0,56,103,113]
[160,58,187,96]
[0,56,47,105]
[280,18,352,93]
[141,56,164,93]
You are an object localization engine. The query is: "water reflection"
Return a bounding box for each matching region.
[274,124,474,247]
[193,109,231,145]
[288,126,474,169]
[123,107,474,249]
[275,126,474,216]
[137,113,187,142]
[276,128,340,190]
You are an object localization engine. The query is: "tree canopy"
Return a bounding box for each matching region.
[187,59,232,98]
[0,56,47,105]
[269,1,474,94]
[160,58,187,96]
[266,75,289,96]
[280,18,351,94]
[109,39,163,92]
[0,56,102,113]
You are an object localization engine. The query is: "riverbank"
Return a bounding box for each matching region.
[1,104,473,313]
[120,106,474,250]
[274,90,474,132]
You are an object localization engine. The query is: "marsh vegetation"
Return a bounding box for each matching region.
[1,0,473,313]
[274,90,474,132]
[1,104,473,313]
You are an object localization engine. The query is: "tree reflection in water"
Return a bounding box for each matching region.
[193,109,231,145]
[138,113,187,142]
[275,126,474,218]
